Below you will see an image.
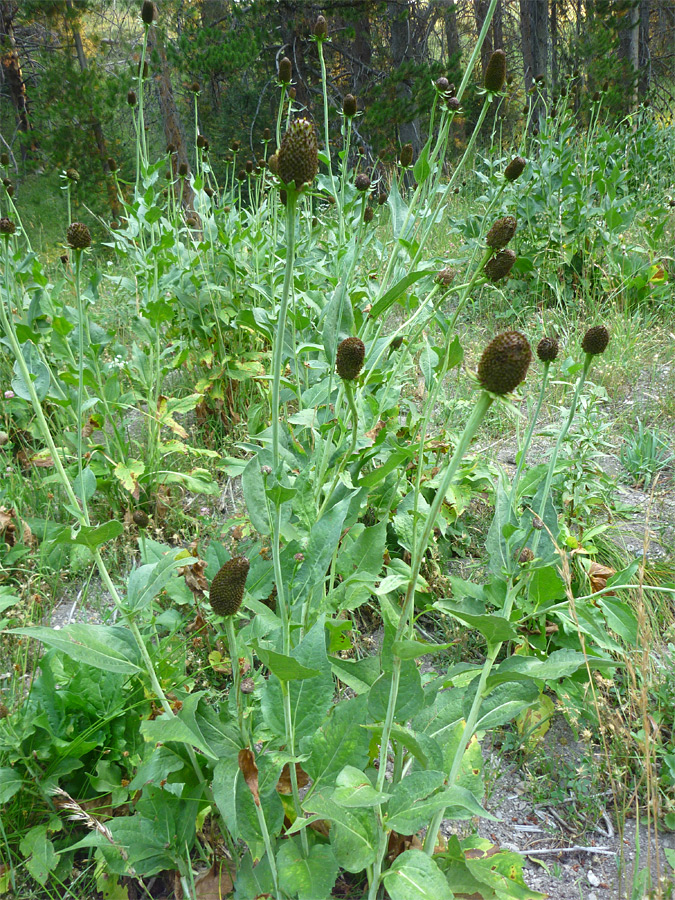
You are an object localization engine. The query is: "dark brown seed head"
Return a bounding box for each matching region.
[314,15,327,39]
[592,91,601,103]
[267,153,279,175]
[342,93,357,118]
[448,97,461,111]
[141,0,155,24]
[364,206,374,223]
[133,510,149,528]
[236,169,246,181]
[484,248,516,282]
[355,173,370,192]
[60,254,69,265]
[536,336,559,363]
[205,187,214,198]
[518,547,535,564]
[504,156,526,181]
[6,185,13,197]
[2,178,10,187]
[378,191,388,206]
[532,516,544,530]
[399,143,413,167]
[263,127,271,141]
[478,331,532,395]
[436,76,450,92]
[390,335,403,350]
[484,50,507,93]
[581,325,610,355]
[210,556,250,617]
[127,90,137,106]
[436,267,455,287]
[66,168,79,182]
[277,118,318,189]
[140,61,149,79]
[186,216,198,227]
[66,222,91,250]
[486,215,517,250]
[336,337,366,381]
[231,140,241,153]
[246,160,254,174]
[289,87,296,100]
[279,57,292,84]
[191,81,201,94]
[177,162,188,177]
[107,157,118,172]
[197,134,207,149]
[166,143,176,154]
[0,217,16,235]
[0,153,8,166]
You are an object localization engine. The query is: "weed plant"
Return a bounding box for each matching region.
[0,2,674,899]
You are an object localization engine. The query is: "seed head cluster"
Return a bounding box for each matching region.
[0,217,16,235]
[336,337,366,381]
[478,331,532,395]
[210,556,250,617]
[277,119,318,189]
[582,325,610,355]
[536,336,559,363]
[484,49,507,93]
[66,222,91,250]
[504,156,526,181]
[484,248,516,282]
[486,216,517,250]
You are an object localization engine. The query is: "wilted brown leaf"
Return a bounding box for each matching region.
[194,863,234,899]
[276,763,310,795]
[365,420,386,442]
[589,561,615,595]
[238,748,260,806]
[184,559,209,598]
[386,830,424,864]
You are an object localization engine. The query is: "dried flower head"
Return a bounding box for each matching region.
[336,337,366,381]
[536,336,559,363]
[141,1,155,25]
[399,143,414,167]
[486,215,517,250]
[0,217,16,235]
[364,206,374,223]
[210,556,250,617]
[436,267,455,287]
[484,50,507,93]
[477,331,532,395]
[504,156,526,181]
[581,325,610,355]
[484,248,516,282]
[277,118,318,189]
[66,222,91,250]
[132,510,149,528]
[342,94,357,118]
[355,173,370,192]
[314,15,328,39]
[279,57,292,84]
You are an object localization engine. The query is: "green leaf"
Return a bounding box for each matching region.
[113,459,145,494]
[157,468,218,495]
[330,654,381,694]
[382,849,454,900]
[12,341,50,402]
[19,826,59,886]
[126,553,196,614]
[470,680,539,731]
[434,598,517,649]
[301,695,371,797]
[73,466,97,503]
[277,839,338,900]
[292,494,352,606]
[255,645,320,681]
[7,624,141,674]
[392,638,457,660]
[413,143,431,184]
[599,596,638,644]
[242,456,270,535]
[0,767,22,802]
[140,715,217,759]
[368,660,423,721]
[487,649,586,688]
[51,520,124,550]
[303,791,378,872]
[365,723,444,772]
[419,336,438,390]
[332,765,390,807]
[369,270,431,319]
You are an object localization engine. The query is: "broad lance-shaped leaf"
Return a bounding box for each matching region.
[300,695,371,798]
[291,493,352,608]
[126,553,197,614]
[7,624,141,674]
[277,839,338,900]
[434,597,517,650]
[381,849,454,900]
[302,791,378,872]
[255,645,320,681]
[332,765,390,808]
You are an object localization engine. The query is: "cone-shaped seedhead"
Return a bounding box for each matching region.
[478,331,532,395]
[277,118,318,188]
[484,248,516,282]
[178,162,188,177]
[364,206,374,223]
[66,222,91,250]
[127,90,137,106]
[132,510,149,528]
[536,336,559,362]
[263,127,271,141]
[343,94,357,117]
[581,325,610,355]
[399,143,413,167]
[0,217,16,235]
[355,173,370,191]
[141,0,155,24]
[436,267,455,287]
[210,556,250,617]
[314,15,327,38]
[504,156,526,181]
[336,337,366,381]
[66,168,80,182]
[279,57,292,84]
[486,216,517,250]
[484,50,507,92]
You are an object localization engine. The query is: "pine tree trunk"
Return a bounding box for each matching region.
[0,0,34,159]
[638,0,650,100]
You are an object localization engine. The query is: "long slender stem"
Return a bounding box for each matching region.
[73,250,90,525]
[509,361,551,519]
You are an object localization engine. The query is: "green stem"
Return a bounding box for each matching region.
[317,378,358,518]
[509,361,551,520]
[531,354,593,557]
[224,616,244,738]
[73,250,90,525]
[317,39,337,199]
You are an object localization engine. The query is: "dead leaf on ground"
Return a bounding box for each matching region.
[276,763,310,795]
[238,748,260,806]
[184,559,209,597]
[589,561,616,595]
[193,863,234,899]
[386,830,424,863]
[0,506,34,547]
